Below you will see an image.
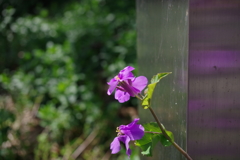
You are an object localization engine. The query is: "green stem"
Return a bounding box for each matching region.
[144,131,162,134]
[135,95,143,101]
[148,107,193,160]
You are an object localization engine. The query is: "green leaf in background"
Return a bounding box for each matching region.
[135,122,174,156]
[142,72,171,109]
[0,0,137,159]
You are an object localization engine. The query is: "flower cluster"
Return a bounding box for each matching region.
[107,68,190,159]
[108,66,147,157]
[107,66,148,103]
[110,118,144,157]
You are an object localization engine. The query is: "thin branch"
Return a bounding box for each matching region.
[135,95,143,101]
[71,130,98,159]
[101,151,111,160]
[144,131,163,134]
[148,107,193,160]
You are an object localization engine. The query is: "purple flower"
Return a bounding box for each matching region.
[107,66,148,103]
[110,118,144,157]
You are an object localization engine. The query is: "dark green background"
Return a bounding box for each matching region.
[0,0,139,159]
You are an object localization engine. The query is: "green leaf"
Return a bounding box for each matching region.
[135,132,158,156]
[135,122,174,156]
[150,72,172,84]
[142,72,171,109]
[143,122,161,132]
[139,142,152,156]
[158,130,174,146]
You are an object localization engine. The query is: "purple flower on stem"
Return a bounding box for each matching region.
[110,118,144,157]
[107,66,148,103]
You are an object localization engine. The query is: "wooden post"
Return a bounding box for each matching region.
[137,0,240,159]
[188,1,240,160]
[137,0,189,159]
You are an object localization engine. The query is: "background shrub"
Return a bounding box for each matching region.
[0,0,139,159]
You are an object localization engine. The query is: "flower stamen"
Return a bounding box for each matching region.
[116,127,120,132]
[114,76,120,80]
[116,127,124,136]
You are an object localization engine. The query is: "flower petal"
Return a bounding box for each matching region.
[121,124,145,141]
[119,118,145,140]
[118,135,131,157]
[110,137,121,154]
[119,80,138,97]
[118,66,135,80]
[115,89,130,103]
[107,78,118,95]
[124,118,140,128]
[131,76,148,92]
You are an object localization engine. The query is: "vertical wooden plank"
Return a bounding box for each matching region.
[137,0,189,159]
[188,1,240,159]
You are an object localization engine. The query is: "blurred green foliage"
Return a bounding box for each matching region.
[0,0,138,159]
